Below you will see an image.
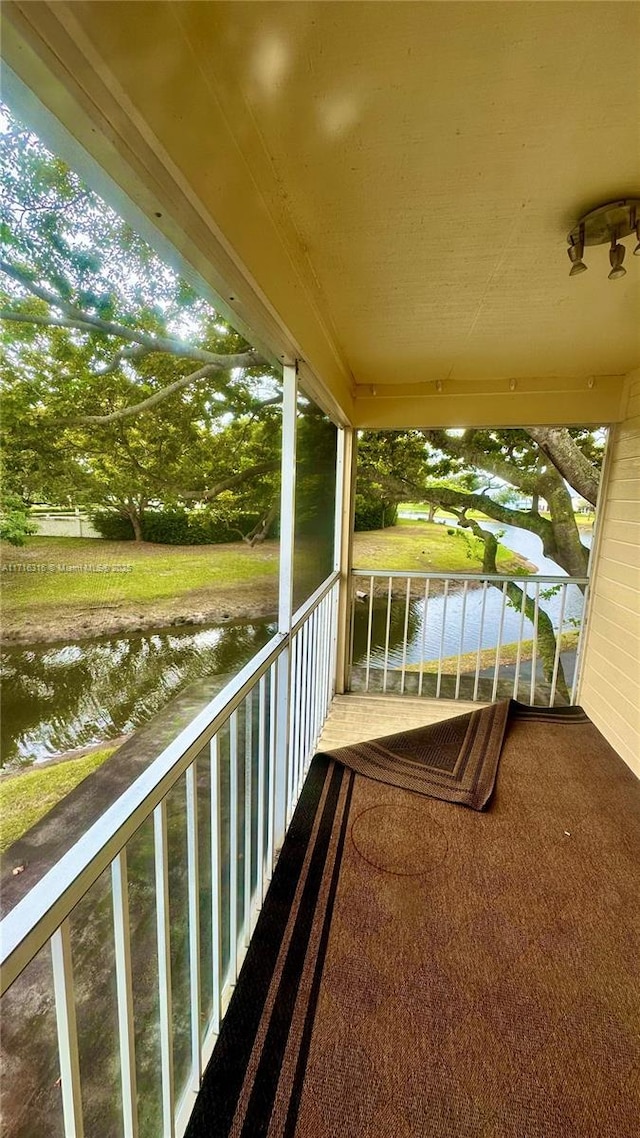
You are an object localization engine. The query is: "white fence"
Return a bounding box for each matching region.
[0,573,339,1138]
[349,571,589,707]
[33,511,100,538]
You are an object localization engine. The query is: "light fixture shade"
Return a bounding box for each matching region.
[567,200,639,277]
[567,243,587,276]
[608,241,626,280]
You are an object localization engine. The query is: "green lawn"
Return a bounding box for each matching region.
[1,524,531,652]
[1,536,279,611]
[353,522,527,573]
[0,746,117,854]
[2,526,529,621]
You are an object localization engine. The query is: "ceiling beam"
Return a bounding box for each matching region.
[353,375,627,429]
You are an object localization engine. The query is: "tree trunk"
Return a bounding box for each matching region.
[122,503,144,541]
[458,515,570,704]
[243,500,278,547]
[527,427,600,506]
[414,479,589,587]
[539,470,589,582]
[505,581,570,705]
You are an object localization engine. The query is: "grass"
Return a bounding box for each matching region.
[0,746,117,854]
[1,537,279,612]
[1,526,530,625]
[353,522,528,573]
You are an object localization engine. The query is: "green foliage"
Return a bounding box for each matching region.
[0,490,38,546]
[90,511,136,540]
[295,408,337,534]
[1,103,282,527]
[356,431,428,509]
[91,506,275,545]
[354,431,420,530]
[354,499,398,531]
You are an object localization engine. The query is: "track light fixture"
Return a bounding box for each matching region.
[567,199,640,280]
[567,231,587,276]
[608,238,626,280]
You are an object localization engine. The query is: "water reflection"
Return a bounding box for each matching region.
[352,582,585,670]
[1,620,275,766]
[2,522,592,765]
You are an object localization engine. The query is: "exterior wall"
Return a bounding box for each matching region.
[580,372,640,777]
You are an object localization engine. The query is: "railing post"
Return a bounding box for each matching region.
[273,362,297,851]
[51,922,84,1138]
[334,427,357,694]
[111,850,138,1138]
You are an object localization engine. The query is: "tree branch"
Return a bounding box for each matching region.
[180,461,280,502]
[1,259,267,369]
[0,309,98,334]
[96,344,150,375]
[421,429,540,495]
[62,362,239,424]
[400,481,555,542]
[241,500,279,546]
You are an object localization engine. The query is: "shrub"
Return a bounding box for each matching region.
[92,511,135,540]
[91,507,277,545]
[0,494,38,546]
[354,500,398,531]
[142,509,204,545]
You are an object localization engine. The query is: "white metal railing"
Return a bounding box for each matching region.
[349,571,589,707]
[0,573,339,1138]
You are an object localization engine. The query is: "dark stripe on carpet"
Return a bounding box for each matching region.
[239,762,348,1136]
[185,754,335,1138]
[282,770,356,1138]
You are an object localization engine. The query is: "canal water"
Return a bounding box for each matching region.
[1,520,591,767]
[1,620,275,767]
[353,518,592,670]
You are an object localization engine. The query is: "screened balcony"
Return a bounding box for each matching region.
[1,3,639,1137]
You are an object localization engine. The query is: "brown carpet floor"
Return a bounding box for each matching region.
[186,700,640,1137]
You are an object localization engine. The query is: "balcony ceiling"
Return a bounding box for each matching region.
[2,1,640,426]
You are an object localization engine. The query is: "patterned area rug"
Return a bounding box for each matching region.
[186,700,640,1138]
[319,698,511,809]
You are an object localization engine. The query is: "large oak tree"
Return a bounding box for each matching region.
[1,106,281,539]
